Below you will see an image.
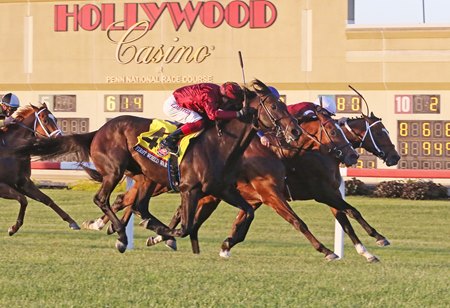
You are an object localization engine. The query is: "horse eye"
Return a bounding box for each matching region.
[271,104,277,110]
[330,130,337,137]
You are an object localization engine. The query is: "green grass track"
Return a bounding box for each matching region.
[0,190,448,307]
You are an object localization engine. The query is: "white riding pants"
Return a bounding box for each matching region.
[162,95,203,124]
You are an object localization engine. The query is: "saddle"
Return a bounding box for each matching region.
[133,119,202,191]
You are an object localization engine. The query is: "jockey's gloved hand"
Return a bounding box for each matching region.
[4,116,15,125]
[237,107,255,119]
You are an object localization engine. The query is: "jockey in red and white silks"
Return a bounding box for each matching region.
[159,82,246,154]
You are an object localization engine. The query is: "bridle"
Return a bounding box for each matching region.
[342,116,388,160]
[300,114,353,159]
[16,108,62,138]
[255,95,298,143]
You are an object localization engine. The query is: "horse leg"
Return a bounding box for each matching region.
[189,196,221,254]
[330,208,379,263]
[223,183,338,260]
[20,179,80,230]
[316,191,390,247]
[0,184,28,235]
[82,193,127,231]
[216,186,256,258]
[147,187,202,239]
[146,204,181,250]
[94,174,129,253]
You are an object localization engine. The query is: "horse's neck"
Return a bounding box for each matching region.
[296,121,324,152]
[0,118,34,146]
[208,117,255,170]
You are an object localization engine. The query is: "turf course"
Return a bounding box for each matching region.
[0,190,448,307]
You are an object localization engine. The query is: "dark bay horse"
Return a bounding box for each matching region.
[0,103,80,235]
[16,79,301,253]
[190,112,400,262]
[84,105,360,260]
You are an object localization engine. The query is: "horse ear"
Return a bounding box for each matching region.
[251,79,269,95]
[370,111,375,118]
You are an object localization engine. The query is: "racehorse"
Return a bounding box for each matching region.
[15,79,301,253]
[84,104,360,260]
[0,103,80,235]
[181,112,400,262]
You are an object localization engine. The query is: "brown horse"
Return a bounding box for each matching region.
[179,112,400,261]
[84,104,359,260]
[16,79,301,253]
[0,103,80,235]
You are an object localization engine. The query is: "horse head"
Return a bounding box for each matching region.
[248,79,301,143]
[12,102,62,139]
[340,113,400,166]
[293,104,359,166]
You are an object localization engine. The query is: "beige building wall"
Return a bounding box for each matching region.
[0,0,449,171]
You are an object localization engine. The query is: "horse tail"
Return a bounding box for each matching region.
[16,131,97,161]
[82,165,103,182]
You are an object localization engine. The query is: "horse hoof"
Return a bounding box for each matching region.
[8,226,16,236]
[106,225,116,235]
[115,240,127,253]
[367,255,380,263]
[219,249,231,259]
[376,239,391,247]
[146,236,159,246]
[69,222,81,230]
[165,239,177,251]
[325,253,340,261]
[82,220,103,231]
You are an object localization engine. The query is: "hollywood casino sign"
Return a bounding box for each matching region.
[54,1,278,64]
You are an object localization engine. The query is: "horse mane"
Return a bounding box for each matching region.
[12,103,44,121]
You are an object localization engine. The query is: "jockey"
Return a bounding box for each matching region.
[313,96,336,115]
[257,90,336,147]
[159,82,246,154]
[0,93,20,128]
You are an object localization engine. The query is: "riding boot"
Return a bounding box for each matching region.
[159,128,185,155]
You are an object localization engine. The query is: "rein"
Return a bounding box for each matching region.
[255,95,295,142]
[299,117,352,159]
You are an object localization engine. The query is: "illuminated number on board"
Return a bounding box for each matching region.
[434,142,443,156]
[351,97,360,111]
[134,97,143,110]
[400,141,408,156]
[446,123,450,137]
[422,142,431,156]
[446,142,450,156]
[430,97,439,112]
[399,122,408,136]
[123,97,130,109]
[422,122,431,137]
[356,160,363,168]
[336,97,346,111]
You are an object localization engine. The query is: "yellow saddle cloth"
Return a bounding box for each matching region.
[133,119,202,167]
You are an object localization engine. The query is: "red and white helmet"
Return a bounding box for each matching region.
[220,82,243,101]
